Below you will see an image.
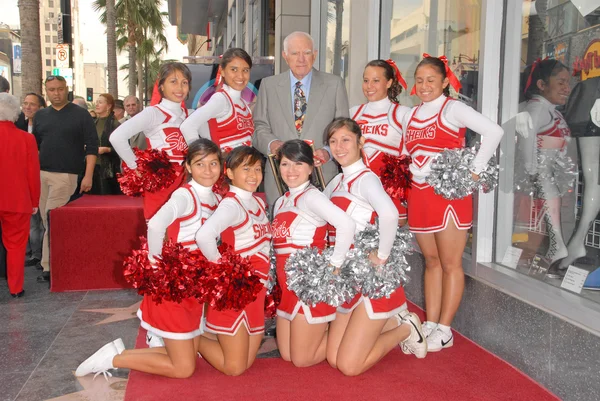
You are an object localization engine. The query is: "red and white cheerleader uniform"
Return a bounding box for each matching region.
[402,95,504,233]
[272,181,355,324]
[137,180,220,340]
[351,98,411,218]
[521,95,571,199]
[325,159,406,319]
[180,84,254,151]
[110,98,191,219]
[195,186,271,335]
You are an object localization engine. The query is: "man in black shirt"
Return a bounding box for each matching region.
[33,75,98,282]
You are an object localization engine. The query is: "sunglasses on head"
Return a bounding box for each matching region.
[45,75,66,83]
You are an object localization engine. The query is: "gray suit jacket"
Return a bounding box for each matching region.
[253,68,349,205]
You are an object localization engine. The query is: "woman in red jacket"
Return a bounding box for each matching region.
[0,93,41,297]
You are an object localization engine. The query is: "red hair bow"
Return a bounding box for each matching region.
[213,54,224,87]
[385,59,407,90]
[523,57,548,95]
[410,53,462,95]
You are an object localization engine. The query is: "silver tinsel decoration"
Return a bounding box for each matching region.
[426,146,499,200]
[536,152,577,197]
[284,247,357,307]
[265,246,277,292]
[343,224,413,299]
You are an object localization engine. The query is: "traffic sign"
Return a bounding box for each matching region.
[56,44,70,68]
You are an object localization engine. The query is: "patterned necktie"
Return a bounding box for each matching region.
[294,81,307,135]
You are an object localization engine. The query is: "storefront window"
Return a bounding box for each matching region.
[498,1,600,302]
[385,0,483,253]
[385,0,481,109]
[323,0,350,86]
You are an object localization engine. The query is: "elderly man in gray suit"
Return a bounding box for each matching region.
[253,31,349,205]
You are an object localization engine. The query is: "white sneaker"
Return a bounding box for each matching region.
[75,338,125,379]
[422,321,438,338]
[146,332,165,348]
[399,312,427,359]
[397,308,410,320]
[427,327,454,352]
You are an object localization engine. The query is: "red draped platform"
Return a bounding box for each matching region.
[49,195,146,292]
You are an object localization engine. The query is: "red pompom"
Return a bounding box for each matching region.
[118,148,183,196]
[379,154,412,205]
[212,174,230,198]
[264,283,281,318]
[123,237,209,304]
[201,244,264,311]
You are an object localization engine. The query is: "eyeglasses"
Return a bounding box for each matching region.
[45,75,66,83]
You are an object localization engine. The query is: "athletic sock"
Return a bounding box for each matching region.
[438,323,452,335]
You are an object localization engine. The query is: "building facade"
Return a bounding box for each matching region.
[169,1,600,399]
[39,0,85,97]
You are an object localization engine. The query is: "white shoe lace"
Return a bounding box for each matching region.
[93,369,113,381]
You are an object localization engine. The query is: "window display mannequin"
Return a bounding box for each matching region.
[516,60,572,263]
[559,76,600,269]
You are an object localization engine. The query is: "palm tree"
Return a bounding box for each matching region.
[106,0,118,96]
[94,0,167,97]
[17,0,42,97]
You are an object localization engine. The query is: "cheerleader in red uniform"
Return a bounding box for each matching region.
[193,146,271,376]
[272,139,355,367]
[110,62,192,220]
[180,48,254,151]
[76,139,222,379]
[351,59,411,222]
[402,55,504,352]
[324,118,427,376]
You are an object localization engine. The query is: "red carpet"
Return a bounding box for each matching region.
[124,304,558,401]
[50,195,145,291]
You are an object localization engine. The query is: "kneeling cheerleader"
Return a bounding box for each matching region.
[272,139,356,367]
[76,138,223,379]
[325,118,427,377]
[194,146,271,376]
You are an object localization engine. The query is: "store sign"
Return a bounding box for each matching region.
[52,67,73,87]
[544,42,568,64]
[572,39,600,81]
[55,44,70,68]
[12,44,21,74]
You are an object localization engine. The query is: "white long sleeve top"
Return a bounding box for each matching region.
[180,84,247,145]
[273,181,356,267]
[325,159,399,259]
[146,180,219,261]
[402,95,504,178]
[109,98,190,169]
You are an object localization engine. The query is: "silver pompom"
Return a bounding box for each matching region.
[285,247,357,307]
[265,246,277,292]
[537,151,577,197]
[426,146,499,200]
[343,224,413,299]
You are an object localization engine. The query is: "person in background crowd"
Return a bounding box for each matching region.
[16,93,47,133]
[13,93,47,270]
[0,76,9,93]
[123,95,141,121]
[253,31,350,205]
[89,110,97,118]
[113,99,125,121]
[33,75,98,283]
[402,55,504,352]
[92,93,121,194]
[0,93,40,297]
[73,97,88,109]
[122,95,146,150]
